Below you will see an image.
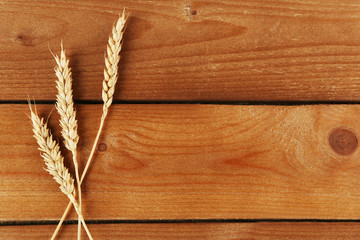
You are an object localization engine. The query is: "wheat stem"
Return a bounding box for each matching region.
[71,200,93,240]
[51,201,71,240]
[53,43,82,240]
[51,118,105,240]
[51,118,105,239]
[73,153,82,239]
[51,11,127,239]
[29,103,92,240]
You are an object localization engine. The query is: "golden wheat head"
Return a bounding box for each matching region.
[29,103,76,202]
[53,44,79,154]
[102,11,127,114]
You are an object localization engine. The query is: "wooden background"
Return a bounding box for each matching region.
[2,0,360,239]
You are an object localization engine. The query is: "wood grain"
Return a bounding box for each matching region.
[2,0,360,101]
[2,104,360,221]
[2,222,360,239]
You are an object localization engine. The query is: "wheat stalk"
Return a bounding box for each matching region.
[28,103,93,240]
[86,9,127,177]
[51,11,127,239]
[53,43,82,239]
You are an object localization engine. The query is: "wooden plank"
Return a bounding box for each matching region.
[1,0,360,101]
[2,104,360,220]
[2,222,360,239]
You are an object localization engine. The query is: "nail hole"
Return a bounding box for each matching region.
[191,10,197,15]
[98,143,107,152]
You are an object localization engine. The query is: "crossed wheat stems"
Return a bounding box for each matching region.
[29,10,127,239]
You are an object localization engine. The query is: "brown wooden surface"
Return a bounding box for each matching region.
[2,222,360,239]
[2,104,360,221]
[1,0,360,101]
[2,0,360,239]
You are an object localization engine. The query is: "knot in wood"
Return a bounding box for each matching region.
[329,128,358,155]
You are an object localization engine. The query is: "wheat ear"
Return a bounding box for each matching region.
[28,103,93,240]
[51,11,127,239]
[101,10,127,117]
[53,43,82,240]
[84,9,127,178]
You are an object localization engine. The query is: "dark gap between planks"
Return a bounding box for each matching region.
[2,219,360,226]
[2,100,360,106]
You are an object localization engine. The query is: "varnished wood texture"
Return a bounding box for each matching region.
[1,0,360,101]
[2,222,360,239]
[2,104,360,222]
[2,0,360,239]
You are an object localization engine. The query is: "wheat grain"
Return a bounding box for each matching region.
[29,103,93,240]
[53,43,82,240]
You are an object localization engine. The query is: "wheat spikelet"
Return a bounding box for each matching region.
[29,104,76,202]
[102,10,127,114]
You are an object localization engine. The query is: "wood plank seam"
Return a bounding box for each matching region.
[3,219,360,227]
